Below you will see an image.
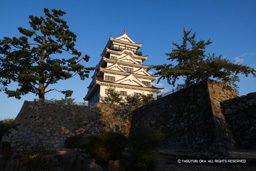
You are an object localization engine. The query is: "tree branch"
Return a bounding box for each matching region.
[68,71,79,79]
[45,88,61,94]
[28,43,41,46]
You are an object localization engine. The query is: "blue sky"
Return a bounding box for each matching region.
[1,0,256,119]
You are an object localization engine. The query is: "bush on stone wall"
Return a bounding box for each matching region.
[65,132,127,162]
[128,128,163,152]
[127,128,163,171]
[85,132,128,162]
[65,136,93,148]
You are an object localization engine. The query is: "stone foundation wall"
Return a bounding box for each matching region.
[221,93,256,148]
[131,80,237,151]
[3,80,256,153]
[3,102,134,152]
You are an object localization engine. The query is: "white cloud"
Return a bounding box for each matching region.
[241,53,248,57]
[249,52,256,56]
[234,57,244,64]
[240,52,256,57]
[152,82,164,88]
[160,88,169,94]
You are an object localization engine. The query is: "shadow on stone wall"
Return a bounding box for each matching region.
[131,80,240,151]
[221,93,256,149]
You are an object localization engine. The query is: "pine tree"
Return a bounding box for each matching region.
[154,29,256,89]
[101,88,123,104]
[0,8,94,101]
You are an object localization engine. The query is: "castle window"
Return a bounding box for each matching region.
[122,67,134,72]
[105,75,115,82]
[120,91,127,96]
[111,56,117,60]
[142,81,151,87]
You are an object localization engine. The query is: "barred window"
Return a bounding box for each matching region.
[120,91,127,96]
[122,67,134,72]
[111,56,117,60]
[142,81,151,87]
[105,75,115,82]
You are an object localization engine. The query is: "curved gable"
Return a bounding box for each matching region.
[106,63,126,72]
[119,55,139,64]
[115,74,146,87]
[114,31,136,43]
[134,68,151,76]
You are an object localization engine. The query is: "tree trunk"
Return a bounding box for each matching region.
[38,83,45,102]
[0,136,2,153]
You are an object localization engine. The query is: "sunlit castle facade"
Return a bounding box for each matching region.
[84,31,164,105]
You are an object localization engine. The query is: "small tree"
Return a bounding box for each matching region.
[140,94,154,104]
[53,97,75,105]
[154,29,256,90]
[0,8,94,101]
[126,94,153,106]
[101,88,122,104]
[126,94,141,106]
[0,119,17,152]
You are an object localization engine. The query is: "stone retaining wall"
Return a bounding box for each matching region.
[3,80,256,153]
[131,80,238,151]
[221,93,256,148]
[3,102,134,152]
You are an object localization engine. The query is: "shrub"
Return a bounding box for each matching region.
[65,136,82,148]
[65,132,128,162]
[126,95,142,106]
[86,132,128,162]
[101,88,122,104]
[129,128,163,152]
[127,128,163,171]
[127,153,156,171]
[0,118,17,153]
[2,141,11,147]
[65,136,93,148]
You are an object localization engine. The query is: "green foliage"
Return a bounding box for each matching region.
[101,88,122,104]
[65,136,94,148]
[127,128,163,171]
[61,90,73,98]
[154,29,256,89]
[52,97,75,105]
[127,153,156,171]
[65,136,83,148]
[0,118,17,138]
[126,94,153,106]
[86,132,127,162]
[140,94,153,103]
[2,141,11,147]
[0,8,94,101]
[65,132,127,162]
[128,128,163,153]
[125,94,141,106]
[101,87,154,106]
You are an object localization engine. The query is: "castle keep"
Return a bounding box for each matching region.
[84,31,164,105]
